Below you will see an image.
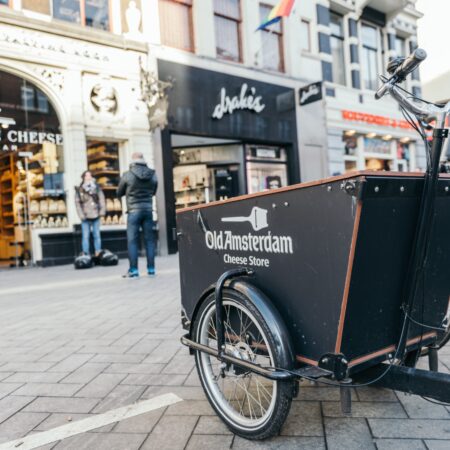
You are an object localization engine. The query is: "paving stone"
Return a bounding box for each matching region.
[47,354,94,373]
[74,373,125,398]
[0,412,49,444]
[126,339,162,354]
[369,418,450,439]
[322,401,407,418]
[89,353,145,363]
[0,362,55,372]
[105,363,164,374]
[142,385,206,401]
[183,368,202,387]
[165,400,215,416]
[113,408,165,433]
[52,432,146,450]
[60,363,109,384]
[4,372,68,384]
[23,397,99,414]
[77,346,129,355]
[324,418,376,450]
[232,436,326,449]
[194,415,232,435]
[0,372,13,382]
[374,438,426,449]
[121,373,188,386]
[0,396,36,423]
[281,401,323,436]
[39,347,83,363]
[91,384,146,414]
[186,434,234,449]
[297,387,342,401]
[424,440,450,449]
[161,355,195,375]
[356,387,398,402]
[0,383,24,398]
[140,415,198,450]
[395,392,450,419]
[35,413,92,430]
[12,383,83,397]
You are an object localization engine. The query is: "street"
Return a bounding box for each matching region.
[0,256,449,450]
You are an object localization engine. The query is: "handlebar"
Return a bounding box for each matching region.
[375,48,427,100]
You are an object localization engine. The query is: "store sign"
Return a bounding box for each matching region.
[0,130,63,152]
[342,110,411,129]
[212,83,265,120]
[203,206,294,268]
[299,82,322,106]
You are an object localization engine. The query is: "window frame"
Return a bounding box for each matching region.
[159,0,195,52]
[329,11,347,86]
[51,0,112,32]
[361,21,381,91]
[300,18,311,52]
[213,0,243,63]
[259,3,285,73]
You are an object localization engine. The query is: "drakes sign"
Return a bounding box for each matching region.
[299,82,322,106]
[212,83,265,120]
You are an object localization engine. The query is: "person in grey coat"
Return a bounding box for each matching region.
[75,170,106,256]
[117,152,158,278]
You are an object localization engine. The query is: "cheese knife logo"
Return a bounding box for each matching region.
[221,206,268,231]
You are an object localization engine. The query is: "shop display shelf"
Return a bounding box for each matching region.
[92,170,119,176]
[2,189,12,194]
[175,186,208,193]
[3,212,13,217]
[88,154,119,164]
[101,186,118,191]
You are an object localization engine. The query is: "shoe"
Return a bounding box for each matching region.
[123,269,139,278]
[147,267,155,276]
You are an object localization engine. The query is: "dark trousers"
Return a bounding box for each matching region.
[127,210,155,271]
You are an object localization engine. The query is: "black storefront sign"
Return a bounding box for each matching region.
[299,81,323,106]
[157,60,299,253]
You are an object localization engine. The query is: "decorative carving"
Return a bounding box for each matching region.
[90,82,118,114]
[33,68,65,92]
[0,27,110,61]
[139,58,173,131]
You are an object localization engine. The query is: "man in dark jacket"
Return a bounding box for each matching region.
[117,152,158,278]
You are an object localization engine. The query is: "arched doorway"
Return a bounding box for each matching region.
[0,70,66,267]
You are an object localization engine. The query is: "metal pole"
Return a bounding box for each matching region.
[23,157,34,266]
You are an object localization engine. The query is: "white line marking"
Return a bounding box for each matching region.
[0,393,182,450]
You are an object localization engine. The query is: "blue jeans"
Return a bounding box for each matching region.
[81,218,101,255]
[127,210,155,271]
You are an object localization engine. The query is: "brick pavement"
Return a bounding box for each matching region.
[0,256,449,449]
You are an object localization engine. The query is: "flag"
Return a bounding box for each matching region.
[256,0,295,31]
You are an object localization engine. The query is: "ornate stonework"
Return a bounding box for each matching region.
[33,68,65,92]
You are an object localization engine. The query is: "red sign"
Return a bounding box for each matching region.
[342,110,411,129]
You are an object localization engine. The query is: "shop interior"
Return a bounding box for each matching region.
[342,130,415,173]
[86,140,124,226]
[0,71,65,267]
[171,134,289,210]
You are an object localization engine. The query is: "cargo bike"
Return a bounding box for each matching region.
[176,49,450,439]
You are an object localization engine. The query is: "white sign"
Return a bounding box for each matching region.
[1,130,63,145]
[212,83,265,120]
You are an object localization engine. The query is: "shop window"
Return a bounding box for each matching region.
[22,0,51,15]
[159,0,194,52]
[246,147,288,194]
[395,36,406,57]
[0,71,65,264]
[0,0,10,5]
[259,4,284,72]
[214,0,242,62]
[361,23,379,91]
[330,12,346,86]
[52,0,110,31]
[86,141,123,226]
[300,19,310,52]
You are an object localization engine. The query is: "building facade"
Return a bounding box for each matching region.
[0,0,425,264]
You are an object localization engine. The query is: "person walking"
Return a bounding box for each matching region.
[117,152,158,278]
[75,170,106,256]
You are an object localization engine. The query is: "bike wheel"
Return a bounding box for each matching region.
[193,289,294,440]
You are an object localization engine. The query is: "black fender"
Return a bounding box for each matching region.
[189,278,296,370]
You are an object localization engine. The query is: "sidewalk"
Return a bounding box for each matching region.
[0,256,449,449]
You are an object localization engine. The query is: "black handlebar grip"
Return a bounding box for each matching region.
[394,48,427,80]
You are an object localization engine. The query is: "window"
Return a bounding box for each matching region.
[159,0,194,51]
[361,23,379,91]
[52,0,110,31]
[214,0,242,62]
[330,12,346,85]
[395,36,405,57]
[0,0,10,5]
[300,19,310,52]
[259,4,284,72]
